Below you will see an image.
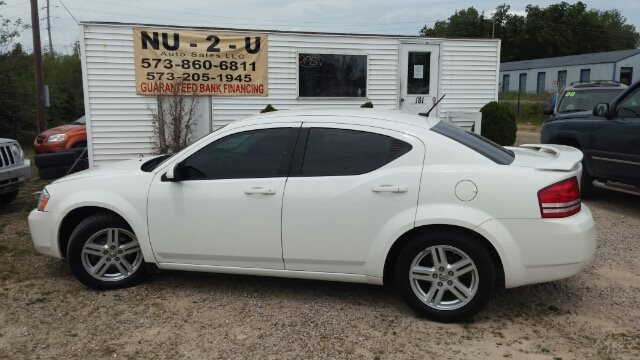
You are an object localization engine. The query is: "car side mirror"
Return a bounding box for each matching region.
[163,161,183,182]
[543,108,554,116]
[593,102,613,118]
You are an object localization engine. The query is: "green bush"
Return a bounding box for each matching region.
[360,101,373,108]
[260,104,277,113]
[480,101,517,146]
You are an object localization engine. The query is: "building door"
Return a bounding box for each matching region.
[537,72,546,93]
[399,43,440,115]
[620,67,633,86]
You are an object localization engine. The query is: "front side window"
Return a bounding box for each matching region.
[299,53,367,97]
[180,128,293,180]
[301,128,412,176]
[617,87,640,118]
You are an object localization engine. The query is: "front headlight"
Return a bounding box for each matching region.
[47,134,67,142]
[37,188,50,211]
[9,143,23,159]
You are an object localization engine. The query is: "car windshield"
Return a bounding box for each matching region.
[72,116,86,125]
[431,121,515,165]
[557,89,624,113]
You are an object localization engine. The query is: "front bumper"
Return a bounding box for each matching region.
[28,209,62,258]
[476,205,596,288]
[0,160,31,194]
[33,141,66,154]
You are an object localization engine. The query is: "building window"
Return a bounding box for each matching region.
[620,67,633,86]
[502,74,510,92]
[557,70,567,88]
[298,53,367,98]
[580,69,591,82]
[519,73,527,93]
[406,52,431,94]
[537,72,546,93]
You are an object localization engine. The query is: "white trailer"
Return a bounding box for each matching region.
[80,22,500,166]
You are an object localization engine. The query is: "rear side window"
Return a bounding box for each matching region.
[431,121,515,165]
[301,128,412,176]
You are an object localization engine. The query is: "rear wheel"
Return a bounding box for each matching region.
[395,230,495,322]
[67,214,146,290]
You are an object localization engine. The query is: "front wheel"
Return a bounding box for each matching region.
[67,214,146,290]
[395,231,495,322]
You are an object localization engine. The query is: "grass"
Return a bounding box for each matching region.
[498,91,552,126]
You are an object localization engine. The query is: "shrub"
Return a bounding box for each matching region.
[260,104,277,113]
[480,101,517,146]
[360,101,373,108]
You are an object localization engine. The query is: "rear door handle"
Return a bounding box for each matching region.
[244,187,277,195]
[371,185,408,193]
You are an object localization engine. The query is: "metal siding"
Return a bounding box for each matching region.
[439,39,500,118]
[83,24,156,165]
[211,33,399,127]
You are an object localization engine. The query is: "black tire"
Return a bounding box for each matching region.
[0,190,19,206]
[35,151,78,168]
[67,213,146,290]
[39,164,71,180]
[395,230,495,322]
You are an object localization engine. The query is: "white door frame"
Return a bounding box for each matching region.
[398,42,440,116]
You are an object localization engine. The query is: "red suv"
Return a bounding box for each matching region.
[34,116,87,154]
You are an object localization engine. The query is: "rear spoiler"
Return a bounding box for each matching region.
[517,144,584,171]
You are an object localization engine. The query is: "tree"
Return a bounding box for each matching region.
[0,1,29,55]
[150,81,200,154]
[419,2,640,62]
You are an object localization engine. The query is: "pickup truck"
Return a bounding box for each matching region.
[0,139,31,204]
[541,81,640,196]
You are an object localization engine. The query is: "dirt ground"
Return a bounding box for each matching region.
[1,128,639,359]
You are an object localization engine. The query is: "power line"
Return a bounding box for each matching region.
[58,0,78,24]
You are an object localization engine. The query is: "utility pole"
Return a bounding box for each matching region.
[30,0,47,133]
[46,0,53,53]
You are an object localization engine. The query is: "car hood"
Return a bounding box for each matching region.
[552,110,593,119]
[52,158,148,184]
[39,124,85,137]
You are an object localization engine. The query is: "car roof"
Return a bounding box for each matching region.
[563,81,628,91]
[231,109,442,132]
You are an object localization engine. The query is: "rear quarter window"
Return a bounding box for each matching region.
[431,121,515,165]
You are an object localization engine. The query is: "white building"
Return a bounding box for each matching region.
[499,49,640,93]
[80,22,501,166]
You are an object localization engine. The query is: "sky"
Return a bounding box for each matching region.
[3,0,640,53]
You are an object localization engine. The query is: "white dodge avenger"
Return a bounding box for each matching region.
[28,109,595,322]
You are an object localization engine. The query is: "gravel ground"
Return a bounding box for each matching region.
[1,128,639,359]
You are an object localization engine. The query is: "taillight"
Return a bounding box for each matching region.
[537,177,581,218]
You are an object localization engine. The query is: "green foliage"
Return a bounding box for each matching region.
[0,46,85,142]
[480,101,517,146]
[260,104,277,113]
[360,101,373,108]
[420,2,640,62]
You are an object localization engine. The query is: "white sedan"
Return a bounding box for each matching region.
[28,109,595,322]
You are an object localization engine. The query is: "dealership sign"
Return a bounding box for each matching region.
[133,28,268,96]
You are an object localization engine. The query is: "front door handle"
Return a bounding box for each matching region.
[371,185,408,193]
[244,187,277,195]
